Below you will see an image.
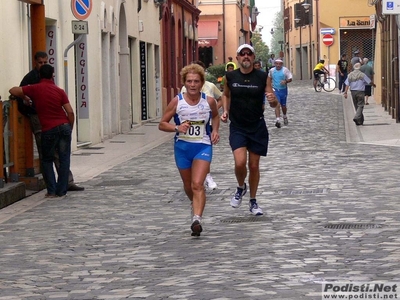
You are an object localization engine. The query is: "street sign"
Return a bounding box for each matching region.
[322,34,334,47]
[71,0,92,20]
[72,20,88,34]
[320,28,336,35]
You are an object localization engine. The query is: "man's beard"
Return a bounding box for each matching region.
[241,60,252,69]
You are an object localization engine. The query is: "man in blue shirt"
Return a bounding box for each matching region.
[268,59,293,128]
[343,62,371,125]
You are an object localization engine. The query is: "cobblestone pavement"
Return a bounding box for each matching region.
[1,82,400,300]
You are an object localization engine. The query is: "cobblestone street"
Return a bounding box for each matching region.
[1,82,400,299]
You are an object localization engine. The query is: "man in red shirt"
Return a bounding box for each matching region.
[10,64,75,197]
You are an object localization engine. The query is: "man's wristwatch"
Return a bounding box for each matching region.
[174,125,179,133]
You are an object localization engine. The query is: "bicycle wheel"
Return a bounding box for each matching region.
[323,77,336,92]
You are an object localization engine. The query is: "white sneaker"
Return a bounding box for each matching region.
[230,183,247,208]
[205,173,217,190]
[249,199,263,216]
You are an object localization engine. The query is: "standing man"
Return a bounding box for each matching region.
[221,44,278,216]
[10,64,75,197]
[351,50,362,70]
[267,54,276,72]
[337,53,349,94]
[268,58,293,127]
[343,63,371,126]
[360,58,375,105]
[18,51,84,191]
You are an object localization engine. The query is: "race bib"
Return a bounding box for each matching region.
[180,120,205,141]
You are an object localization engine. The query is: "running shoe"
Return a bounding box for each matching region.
[275,121,281,128]
[191,217,203,237]
[230,183,247,208]
[205,173,217,190]
[249,199,263,216]
[283,117,289,125]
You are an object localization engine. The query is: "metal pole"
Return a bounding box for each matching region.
[63,34,84,96]
[300,25,303,80]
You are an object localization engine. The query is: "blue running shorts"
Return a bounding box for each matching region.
[174,140,212,169]
[274,88,288,107]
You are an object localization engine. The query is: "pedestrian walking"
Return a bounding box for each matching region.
[18,51,84,191]
[221,44,278,216]
[360,58,375,105]
[159,63,220,237]
[268,58,293,128]
[181,60,222,190]
[351,50,362,70]
[337,53,349,93]
[343,62,371,126]
[10,64,75,197]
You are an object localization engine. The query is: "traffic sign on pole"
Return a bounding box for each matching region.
[322,34,334,47]
[320,28,336,35]
[71,0,92,20]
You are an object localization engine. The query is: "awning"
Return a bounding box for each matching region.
[198,21,219,47]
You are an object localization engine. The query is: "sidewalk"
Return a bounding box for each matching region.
[343,92,400,146]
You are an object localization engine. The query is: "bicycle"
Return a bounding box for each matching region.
[315,74,336,92]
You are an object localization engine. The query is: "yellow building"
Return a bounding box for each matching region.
[284,0,376,82]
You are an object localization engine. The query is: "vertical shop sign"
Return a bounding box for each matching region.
[46,25,58,84]
[75,36,89,119]
[140,41,147,120]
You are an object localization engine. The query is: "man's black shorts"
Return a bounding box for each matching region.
[365,85,372,96]
[229,119,269,156]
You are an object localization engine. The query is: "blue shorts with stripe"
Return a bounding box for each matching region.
[174,140,212,169]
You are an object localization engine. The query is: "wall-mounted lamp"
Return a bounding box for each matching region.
[294,17,301,24]
[302,1,311,13]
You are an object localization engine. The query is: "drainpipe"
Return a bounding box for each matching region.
[223,0,226,63]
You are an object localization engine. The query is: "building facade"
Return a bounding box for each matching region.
[284,0,375,81]
[0,0,162,149]
[196,0,253,68]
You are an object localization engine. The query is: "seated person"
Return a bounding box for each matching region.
[313,59,329,90]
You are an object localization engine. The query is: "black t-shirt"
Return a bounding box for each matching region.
[17,69,39,116]
[226,68,267,132]
[337,59,349,73]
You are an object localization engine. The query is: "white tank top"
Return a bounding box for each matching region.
[174,92,212,145]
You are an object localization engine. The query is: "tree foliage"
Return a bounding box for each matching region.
[251,32,269,68]
[270,11,284,56]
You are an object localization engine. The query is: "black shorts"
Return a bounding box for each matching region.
[364,85,372,96]
[313,70,325,80]
[229,120,269,156]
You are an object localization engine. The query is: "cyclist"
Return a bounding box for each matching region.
[313,59,330,91]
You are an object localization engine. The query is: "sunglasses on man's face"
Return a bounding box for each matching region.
[238,51,253,57]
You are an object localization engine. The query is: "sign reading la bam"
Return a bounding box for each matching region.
[340,16,374,29]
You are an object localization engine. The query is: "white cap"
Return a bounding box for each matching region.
[236,44,255,54]
[275,59,283,63]
[353,63,361,70]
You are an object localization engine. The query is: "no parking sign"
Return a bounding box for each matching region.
[71,0,92,20]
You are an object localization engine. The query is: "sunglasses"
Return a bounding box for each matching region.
[238,51,253,57]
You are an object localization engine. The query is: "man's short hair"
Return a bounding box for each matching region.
[39,64,54,79]
[191,60,206,70]
[34,51,48,60]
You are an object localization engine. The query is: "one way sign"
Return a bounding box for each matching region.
[320,28,336,35]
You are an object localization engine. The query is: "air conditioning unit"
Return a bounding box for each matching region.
[383,0,400,14]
